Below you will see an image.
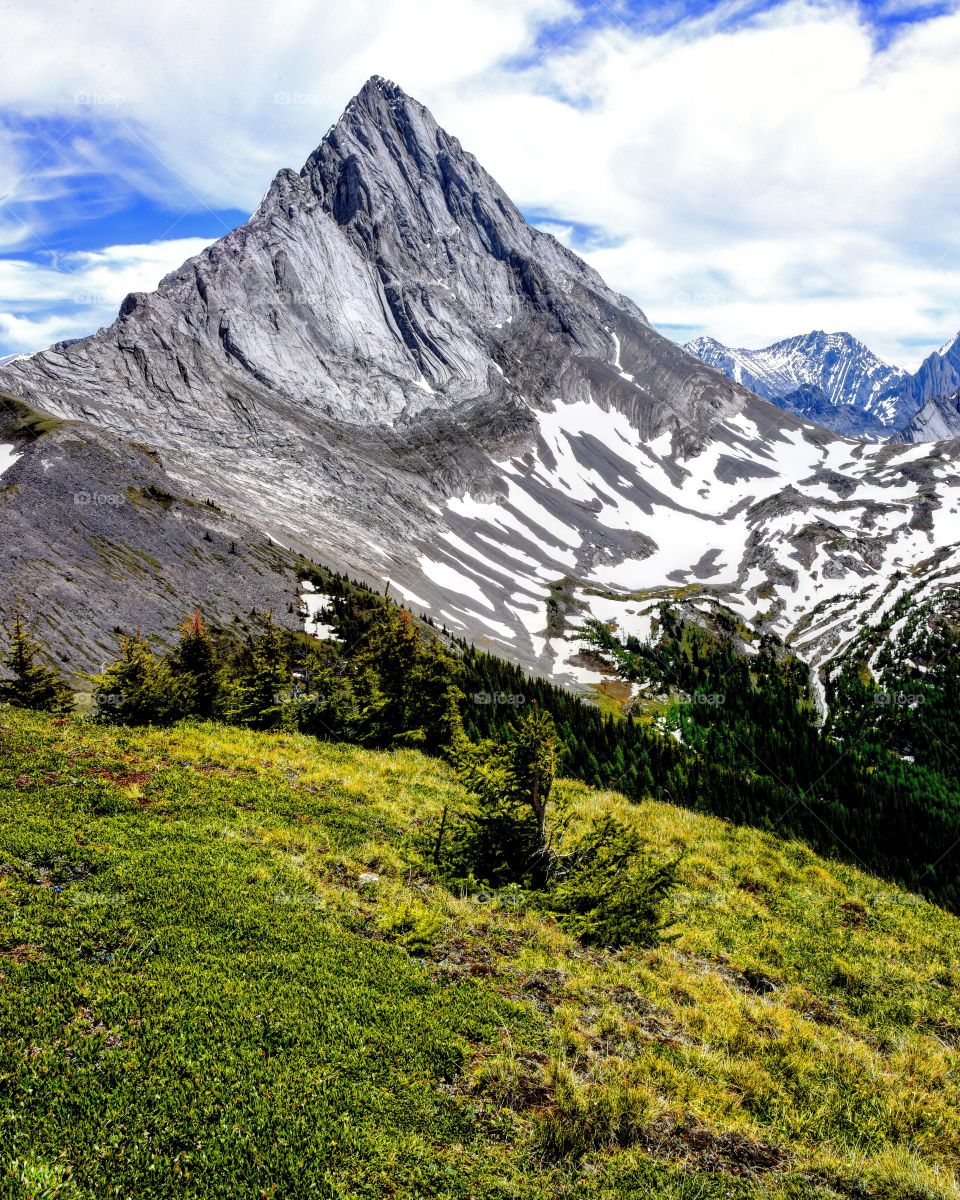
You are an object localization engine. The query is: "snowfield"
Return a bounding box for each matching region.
[396,388,960,693]
[0,444,20,479]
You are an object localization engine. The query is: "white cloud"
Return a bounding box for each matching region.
[0,238,214,355]
[0,0,958,367]
[435,1,960,367]
[0,0,570,212]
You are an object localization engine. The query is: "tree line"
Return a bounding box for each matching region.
[0,595,677,948]
[5,571,960,913]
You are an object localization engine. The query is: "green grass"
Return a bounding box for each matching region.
[0,394,65,443]
[1,711,959,1199]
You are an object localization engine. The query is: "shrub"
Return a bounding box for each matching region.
[375,896,444,955]
[548,814,679,948]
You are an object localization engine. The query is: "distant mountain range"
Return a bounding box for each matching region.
[685,330,960,441]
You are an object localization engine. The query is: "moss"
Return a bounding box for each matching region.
[0,392,65,442]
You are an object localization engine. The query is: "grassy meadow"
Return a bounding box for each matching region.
[1,709,959,1198]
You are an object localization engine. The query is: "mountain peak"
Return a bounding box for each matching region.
[4,73,652,437]
[685,327,906,430]
[686,335,724,354]
[348,74,414,120]
[359,73,403,97]
[791,330,870,354]
[937,330,960,359]
[300,76,456,227]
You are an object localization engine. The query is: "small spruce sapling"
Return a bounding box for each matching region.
[0,612,73,713]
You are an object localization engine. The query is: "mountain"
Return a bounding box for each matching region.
[902,332,960,411]
[898,385,960,441]
[3,76,960,695]
[895,333,960,438]
[747,380,892,439]
[684,331,908,433]
[687,329,960,443]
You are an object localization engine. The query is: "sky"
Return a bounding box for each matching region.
[0,0,958,369]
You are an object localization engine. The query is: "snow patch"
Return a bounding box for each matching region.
[300,588,340,640]
[0,443,22,479]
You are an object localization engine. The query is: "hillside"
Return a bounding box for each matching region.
[0,393,303,676]
[2,710,959,1199]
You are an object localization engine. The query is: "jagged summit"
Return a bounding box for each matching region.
[0,76,744,654]
[685,329,907,433]
[902,331,960,416]
[358,73,403,95]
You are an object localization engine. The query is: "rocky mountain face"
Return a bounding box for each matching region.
[898,334,960,425]
[898,385,960,442]
[687,329,960,443]
[3,76,960,696]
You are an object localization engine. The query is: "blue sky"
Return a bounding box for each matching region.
[1,0,958,367]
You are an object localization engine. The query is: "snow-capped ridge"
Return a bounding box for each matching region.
[684,330,906,430]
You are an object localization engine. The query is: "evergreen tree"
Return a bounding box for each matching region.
[169,610,220,717]
[450,705,561,887]
[506,706,560,885]
[309,601,464,750]
[90,630,182,725]
[0,612,73,713]
[297,640,388,745]
[218,612,292,729]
